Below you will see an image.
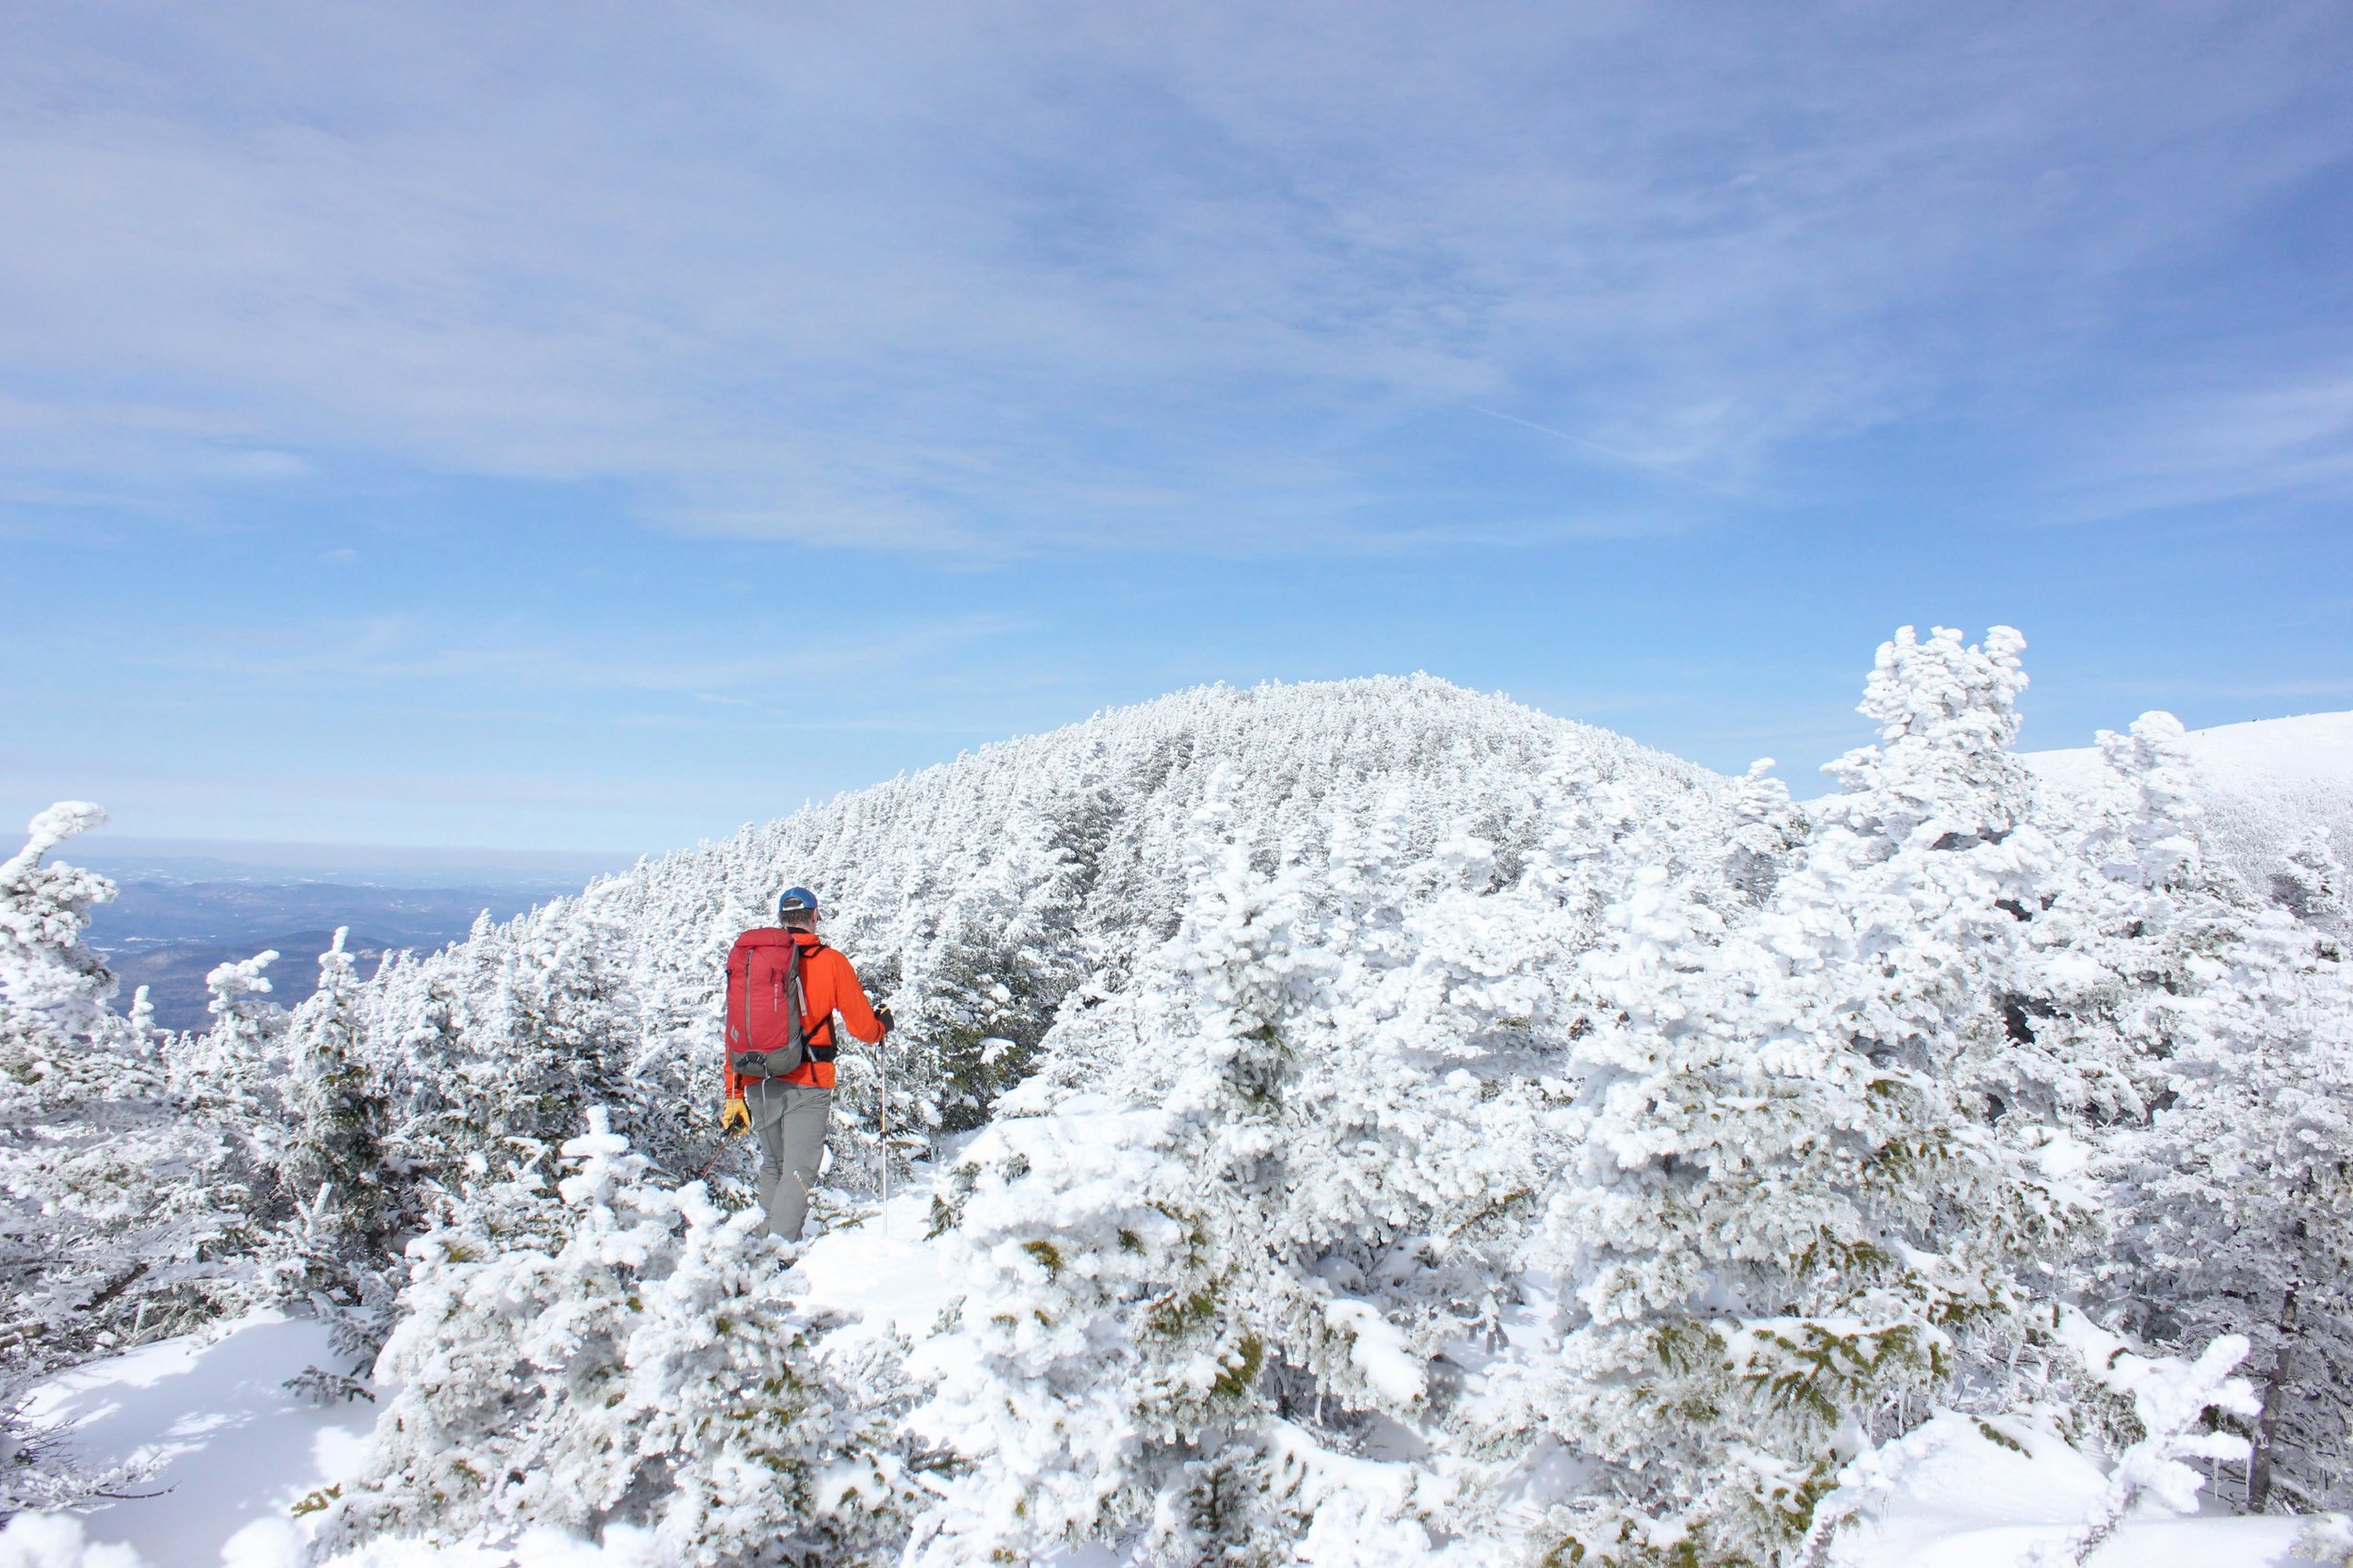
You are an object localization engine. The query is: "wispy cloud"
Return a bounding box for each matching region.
[1465,406,1747,499]
[2075,675,2353,703]
[140,610,1032,702]
[2071,369,2353,518]
[3,3,2346,546]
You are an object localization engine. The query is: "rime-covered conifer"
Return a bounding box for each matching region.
[1721,758,1806,906]
[920,792,1553,1564]
[321,1111,921,1565]
[0,806,250,1502]
[265,927,400,1382]
[281,929,391,1253]
[174,949,288,1129]
[2272,830,2348,936]
[1531,628,2078,1567]
[915,798,1310,1563]
[2101,888,2353,1511]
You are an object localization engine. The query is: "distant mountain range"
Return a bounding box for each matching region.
[82,858,634,1032]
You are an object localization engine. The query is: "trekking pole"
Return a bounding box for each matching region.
[879,1037,891,1237]
[694,1123,743,1183]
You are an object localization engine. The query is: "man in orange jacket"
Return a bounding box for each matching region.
[722,886,890,1240]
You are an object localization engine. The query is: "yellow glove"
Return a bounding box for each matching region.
[721,1097,750,1135]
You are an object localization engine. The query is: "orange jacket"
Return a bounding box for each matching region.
[723,929,884,1094]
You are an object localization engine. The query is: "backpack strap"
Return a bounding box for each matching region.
[743,949,755,1058]
[785,940,808,1061]
[793,938,842,1061]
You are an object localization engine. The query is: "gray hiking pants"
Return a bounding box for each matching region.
[744,1080,833,1240]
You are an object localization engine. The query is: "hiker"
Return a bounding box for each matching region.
[721,887,891,1240]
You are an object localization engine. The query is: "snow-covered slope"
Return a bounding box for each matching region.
[14,1314,374,1567]
[2029,709,2353,789]
[2026,710,2353,890]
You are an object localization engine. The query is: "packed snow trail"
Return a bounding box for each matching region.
[795,1170,964,1340]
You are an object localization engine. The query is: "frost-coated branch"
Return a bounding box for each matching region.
[2025,1335,2260,1568]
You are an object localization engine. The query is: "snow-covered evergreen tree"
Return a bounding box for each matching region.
[2015,711,2227,1143]
[919,791,1553,1564]
[1998,702,2353,1512]
[0,806,253,1503]
[172,950,288,1133]
[2025,1335,2261,1567]
[365,916,511,1196]
[2083,711,2204,894]
[479,903,639,1153]
[2100,893,2353,1512]
[281,930,391,1257]
[2271,830,2348,937]
[915,799,1312,1563]
[1721,758,1807,908]
[320,1110,923,1565]
[0,806,119,1047]
[1528,627,2081,1567]
[257,929,401,1400]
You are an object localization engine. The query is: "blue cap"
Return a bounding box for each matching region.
[778,887,819,919]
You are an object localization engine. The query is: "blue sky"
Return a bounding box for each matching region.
[4,2,2350,854]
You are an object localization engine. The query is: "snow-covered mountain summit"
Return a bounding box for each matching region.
[612,669,1724,948]
[347,682,2351,1188]
[349,673,1735,1169]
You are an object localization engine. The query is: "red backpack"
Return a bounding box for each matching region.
[727,932,811,1080]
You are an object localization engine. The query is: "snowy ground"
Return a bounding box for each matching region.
[14,1312,374,1567]
[1822,1414,2324,1568]
[13,1175,2338,1568]
[796,1181,962,1341]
